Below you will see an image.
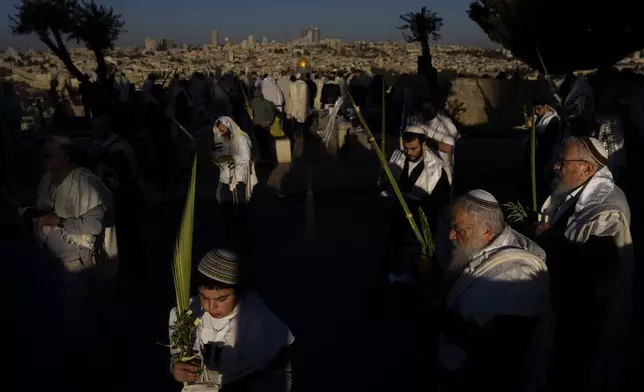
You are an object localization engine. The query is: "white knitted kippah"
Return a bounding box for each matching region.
[404,125,426,136]
[582,136,608,165]
[462,189,501,210]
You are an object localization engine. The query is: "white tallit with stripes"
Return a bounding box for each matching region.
[388,146,452,200]
[36,167,118,261]
[212,116,258,202]
[541,166,633,390]
[439,226,552,392]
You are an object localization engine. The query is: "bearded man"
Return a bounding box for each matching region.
[438,190,552,392]
[535,136,633,392]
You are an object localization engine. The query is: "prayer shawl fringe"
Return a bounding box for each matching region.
[213,116,258,202]
[441,227,552,392]
[40,167,118,262]
[559,168,633,390]
[388,146,452,200]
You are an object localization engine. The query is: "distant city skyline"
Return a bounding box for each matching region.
[0,0,495,51]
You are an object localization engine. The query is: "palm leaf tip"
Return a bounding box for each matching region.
[502,200,528,225]
[418,207,435,257]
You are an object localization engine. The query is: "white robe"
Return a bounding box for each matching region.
[386,146,452,201]
[419,113,460,171]
[440,226,552,392]
[36,167,118,270]
[287,80,310,123]
[212,117,258,201]
[540,166,633,389]
[260,77,284,111]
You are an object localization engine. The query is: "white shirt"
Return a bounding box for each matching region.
[420,113,459,169]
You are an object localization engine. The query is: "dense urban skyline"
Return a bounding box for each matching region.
[0,0,495,51]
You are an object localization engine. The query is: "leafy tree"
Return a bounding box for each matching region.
[398,6,443,87]
[10,0,124,84]
[468,0,644,74]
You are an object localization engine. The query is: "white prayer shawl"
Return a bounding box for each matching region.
[276,76,292,115]
[535,107,559,136]
[260,77,284,111]
[440,226,552,392]
[419,113,460,171]
[313,79,324,110]
[287,80,310,123]
[387,146,452,200]
[169,295,294,388]
[212,116,258,201]
[540,167,633,389]
[36,167,118,263]
[113,75,131,102]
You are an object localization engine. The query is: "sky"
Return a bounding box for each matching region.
[0,0,494,51]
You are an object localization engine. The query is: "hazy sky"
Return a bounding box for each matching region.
[0,0,494,51]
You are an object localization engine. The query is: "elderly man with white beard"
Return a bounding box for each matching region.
[438,190,552,392]
[534,136,633,392]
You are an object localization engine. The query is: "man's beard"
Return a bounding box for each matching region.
[447,238,486,278]
[551,174,574,196]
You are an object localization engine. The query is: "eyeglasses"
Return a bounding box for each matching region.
[556,157,588,166]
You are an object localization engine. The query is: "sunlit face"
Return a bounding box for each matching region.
[199,287,237,319]
[216,122,230,137]
[449,206,491,260]
[552,142,594,194]
[402,138,424,162]
[535,104,548,117]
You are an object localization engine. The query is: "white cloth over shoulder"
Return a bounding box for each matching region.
[387,146,452,200]
[419,113,460,170]
[440,226,551,392]
[36,167,118,265]
[212,116,258,199]
[169,295,294,387]
[288,80,310,123]
[260,77,284,110]
[540,166,633,390]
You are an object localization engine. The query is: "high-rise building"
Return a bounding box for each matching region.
[224,37,231,47]
[301,28,307,38]
[158,38,174,50]
[144,38,156,51]
[261,36,268,45]
[211,30,219,47]
[312,28,320,44]
[248,34,255,46]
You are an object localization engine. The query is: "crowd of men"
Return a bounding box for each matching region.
[1,63,640,391]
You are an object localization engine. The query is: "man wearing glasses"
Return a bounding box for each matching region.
[534,136,632,391]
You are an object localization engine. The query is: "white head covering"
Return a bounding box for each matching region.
[198,249,239,284]
[461,189,502,211]
[580,136,609,166]
[295,72,302,80]
[403,125,425,136]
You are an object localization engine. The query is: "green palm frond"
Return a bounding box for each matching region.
[342,84,428,253]
[169,154,200,373]
[418,207,435,258]
[172,153,197,313]
[503,200,528,225]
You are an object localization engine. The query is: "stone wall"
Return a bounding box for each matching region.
[448,78,550,127]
